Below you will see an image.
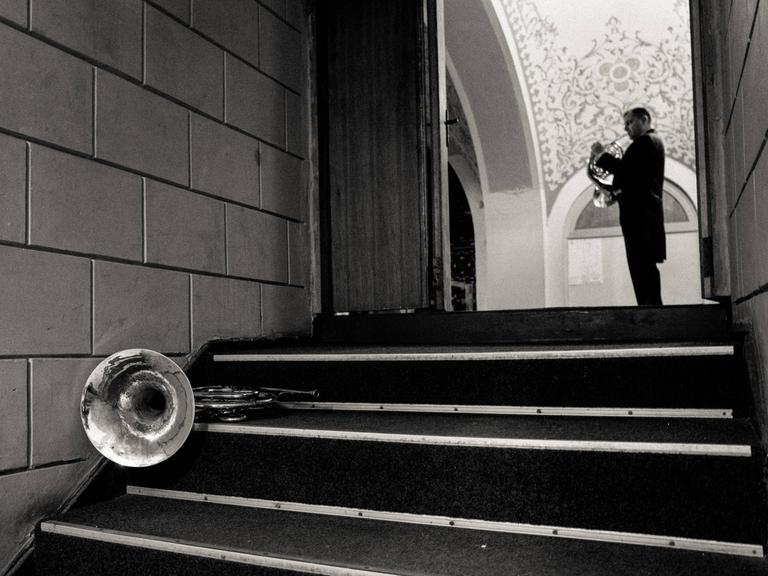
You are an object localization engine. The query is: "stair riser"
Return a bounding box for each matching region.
[130,432,764,544]
[314,307,731,345]
[209,356,747,410]
[34,534,300,576]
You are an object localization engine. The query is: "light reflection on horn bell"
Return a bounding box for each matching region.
[81,349,194,468]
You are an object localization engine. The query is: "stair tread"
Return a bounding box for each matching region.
[211,341,737,357]
[210,348,747,412]
[132,426,764,542]
[45,495,766,575]
[195,411,757,448]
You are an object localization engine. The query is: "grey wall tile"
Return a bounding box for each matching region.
[0,0,27,26]
[167,354,189,368]
[756,151,768,287]
[226,54,285,147]
[0,359,28,472]
[259,6,302,92]
[0,132,26,243]
[0,25,92,153]
[0,460,96,571]
[29,145,143,260]
[146,5,223,118]
[190,114,260,206]
[741,6,768,167]
[145,180,226,273]
[262,284,309,336]
[30,358,100,467]
[192,0,259,67]
[96,70,188,185]
[260,0,284,19]
[150,0,189,23]
[285,0,304,29]
[286,89,304,157]
[192,275,261,348]
[0,246,91,355]
[288,221,308,287]
[31,0,143,79]
[226,205,288,282]
[93,261,190,355]
[261,144,303,219]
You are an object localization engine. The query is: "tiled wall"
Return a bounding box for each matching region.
[0,0,310,571]
[718,1,768,440]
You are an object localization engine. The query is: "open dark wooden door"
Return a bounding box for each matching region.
[319,0,447,313]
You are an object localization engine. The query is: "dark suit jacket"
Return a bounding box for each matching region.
[596,130,666,262]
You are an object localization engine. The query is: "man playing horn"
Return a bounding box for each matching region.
[590,107,666,306]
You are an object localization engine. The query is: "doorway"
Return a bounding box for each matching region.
[443,0,704,309]
[316,0,704,313]
[449,165,477,311]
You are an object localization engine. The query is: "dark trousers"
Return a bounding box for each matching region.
[624,236,662,306]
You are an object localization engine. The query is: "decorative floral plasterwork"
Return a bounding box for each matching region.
[500,0,695,211]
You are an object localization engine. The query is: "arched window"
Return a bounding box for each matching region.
[569,180,697,240]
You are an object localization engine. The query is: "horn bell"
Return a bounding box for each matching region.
[81,349,194,467]
[587,138,627,208]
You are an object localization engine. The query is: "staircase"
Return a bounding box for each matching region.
[34,306,768,575]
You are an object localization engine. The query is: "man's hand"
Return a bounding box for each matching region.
[590,142,605,158]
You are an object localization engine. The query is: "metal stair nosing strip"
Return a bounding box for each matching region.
[274,403,733,419]
[114,486,764,558]
[192,423,752,457]
[212,344,735,363]
[40,521,401,576]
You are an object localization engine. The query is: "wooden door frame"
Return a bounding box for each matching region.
[315,0,449,314]
[689,0,731,300]
[423,0,452,311]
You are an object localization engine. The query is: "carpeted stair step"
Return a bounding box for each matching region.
[206,343,749,412]
[128,412,765,546]
[314,305,733,345]
[36,494,767,575]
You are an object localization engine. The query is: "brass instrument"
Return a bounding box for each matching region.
[81,349,194,467]
[587,137,629,208]
[194,386,319,422]
[81,349,319,467]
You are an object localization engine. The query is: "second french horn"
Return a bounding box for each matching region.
[587,138,628,208]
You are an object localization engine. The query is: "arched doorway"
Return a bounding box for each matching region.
[449,165,477,311]
[565,179,701,306]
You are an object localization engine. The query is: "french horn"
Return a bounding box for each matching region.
[81,349,194,468]
[587,137,629,208]
[81,349,319,467]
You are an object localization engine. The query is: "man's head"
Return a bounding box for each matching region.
[623,107,652,140]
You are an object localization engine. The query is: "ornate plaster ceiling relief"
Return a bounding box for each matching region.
[498,0,695,212]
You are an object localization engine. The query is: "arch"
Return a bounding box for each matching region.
[444,0,547,309]
[449,155,486,308]
[444,0,542,194]
[546,158,699,306]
